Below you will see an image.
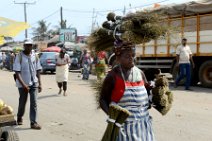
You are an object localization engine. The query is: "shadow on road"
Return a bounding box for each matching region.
[14,127,31,131]
[38,94,59,100]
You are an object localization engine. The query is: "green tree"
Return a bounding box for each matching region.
[33,20,51,41]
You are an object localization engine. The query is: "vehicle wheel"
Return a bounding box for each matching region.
[50,71,54,74]
[199,60,212,88]
[0,127,19,141]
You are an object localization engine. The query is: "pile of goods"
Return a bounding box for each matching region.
[0,99,13,115]
[88,11,169,52]
[151,75,173,115]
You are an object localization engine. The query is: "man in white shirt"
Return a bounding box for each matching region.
[175,38,195,90]
[13,39,42,129]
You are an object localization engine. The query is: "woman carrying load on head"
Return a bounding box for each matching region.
[99,40,155,141]
[95,51,108,80]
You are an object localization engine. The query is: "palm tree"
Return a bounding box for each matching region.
[33,20,51,41]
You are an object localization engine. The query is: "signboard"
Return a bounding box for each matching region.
[59,28,77,42]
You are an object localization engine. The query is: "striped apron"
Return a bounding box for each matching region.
[116,67,155,141]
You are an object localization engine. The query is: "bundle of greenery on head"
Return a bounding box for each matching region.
[151,75,173,115]
[88,11,169,52]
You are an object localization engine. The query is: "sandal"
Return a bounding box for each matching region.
[58,89,62,95]
[63,91,67,96]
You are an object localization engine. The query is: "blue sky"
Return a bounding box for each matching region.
[0,0,193,41]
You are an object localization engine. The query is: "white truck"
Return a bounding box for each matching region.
[109,1,212,88]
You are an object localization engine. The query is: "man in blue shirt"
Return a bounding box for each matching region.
[13,39,42,130]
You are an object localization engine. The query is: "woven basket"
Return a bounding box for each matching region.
[0,114,16,127]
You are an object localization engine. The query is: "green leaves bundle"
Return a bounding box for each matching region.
[101,103,131,141]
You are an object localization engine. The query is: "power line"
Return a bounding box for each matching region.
[97,0,170,13]
[63,0,170,14]
[31,9,60,26]
[14,1,36,38]
[63,9,93,13]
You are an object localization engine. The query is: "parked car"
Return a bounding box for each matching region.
[39,52,58,74]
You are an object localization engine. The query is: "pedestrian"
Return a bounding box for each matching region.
[0,52,3,69]
[95,51,107,80]
[13,39,42,130]
[99,40,155,140]
[80,49,91,80]
[55,48,70,96]
[2,52,6,69]
[9,52,15,71]
[175,38,195,90]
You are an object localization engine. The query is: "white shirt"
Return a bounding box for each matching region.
[13,51,42,88]
[176,45,192,64]
[56,54,70,65]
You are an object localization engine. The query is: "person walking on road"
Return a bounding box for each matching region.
[99,40,155,140]
[2,52,6,69]
[13,39,42,130]
[95,51,107,80]
[55,48,70,96]
[175,38,195,90]
[80,49,91,80]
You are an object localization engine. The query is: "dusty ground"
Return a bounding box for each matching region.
[0,70,212,141]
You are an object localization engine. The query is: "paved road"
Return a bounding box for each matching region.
[0,70,212,141]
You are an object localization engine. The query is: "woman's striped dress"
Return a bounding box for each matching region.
[116,67,155,141]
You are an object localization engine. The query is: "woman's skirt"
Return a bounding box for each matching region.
[56,64,69,82]
[117,116,155,141]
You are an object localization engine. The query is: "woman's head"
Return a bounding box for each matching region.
[60,48,66,58]
[114,40,136,69]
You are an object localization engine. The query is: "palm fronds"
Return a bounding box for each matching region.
[101,103,131,141]
[88,11,170,52]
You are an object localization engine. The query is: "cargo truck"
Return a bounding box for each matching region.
[108,1,212,88]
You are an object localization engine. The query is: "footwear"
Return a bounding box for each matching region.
[31,123,41,130]
[185,88,193,91]
[173,83,178,88]
[58,89,62,95]
[17,118,23,125]
[63,91,67,96]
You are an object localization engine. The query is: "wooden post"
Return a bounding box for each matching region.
[181,15,185,38]
[196,14,200,56]
[167,18,171,56]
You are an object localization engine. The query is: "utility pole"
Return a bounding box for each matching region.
[14,1,36,39]
[60,6,63,28]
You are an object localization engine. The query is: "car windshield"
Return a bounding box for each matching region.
[40,52,56,59]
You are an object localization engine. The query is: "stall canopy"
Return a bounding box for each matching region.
[42,46,61,52]
[13,46,23,53]
[0,17,30,45]
[0,46,12,52]
[0,17,30,37]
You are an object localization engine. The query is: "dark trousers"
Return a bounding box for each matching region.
[17,84,38,124]
[57,81,67,91]
[175,63,191,89]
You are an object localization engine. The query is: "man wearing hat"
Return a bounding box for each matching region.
[13,39,42,129]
